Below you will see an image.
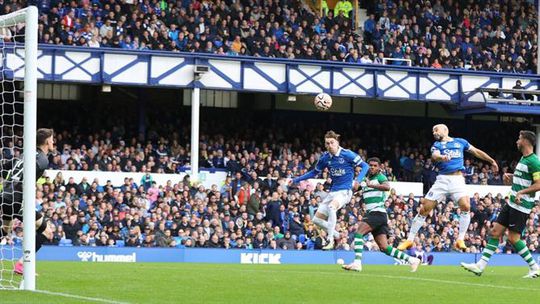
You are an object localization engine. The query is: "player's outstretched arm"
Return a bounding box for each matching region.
[467,145,499,173]
[291,169,318,184]
[356,162,369,182]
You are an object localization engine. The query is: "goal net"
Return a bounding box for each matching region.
[0,6,38,290]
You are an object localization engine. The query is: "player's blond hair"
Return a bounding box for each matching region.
[325,130,340,141]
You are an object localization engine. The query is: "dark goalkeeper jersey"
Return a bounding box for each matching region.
[2,148,49,187]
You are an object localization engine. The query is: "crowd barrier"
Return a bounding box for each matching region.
[45,169,228,190]
[46,170,517,198]
[0,246,522,266]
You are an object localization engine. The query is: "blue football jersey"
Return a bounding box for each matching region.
[431,138,471,174]
[314,147,364,191]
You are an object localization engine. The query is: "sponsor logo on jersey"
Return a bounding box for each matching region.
[442,149,462,159]
[330,168,346,177]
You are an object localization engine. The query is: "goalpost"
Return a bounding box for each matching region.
[0,6,38,290]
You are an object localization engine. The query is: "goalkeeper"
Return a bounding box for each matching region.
[1,128,55,275]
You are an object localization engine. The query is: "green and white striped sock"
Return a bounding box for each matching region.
[514,240,538,269]
[354,233,364,264]
[478,238,499,270]
[385,245,411,262]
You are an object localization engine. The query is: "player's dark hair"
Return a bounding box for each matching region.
[325,130,340,141]
[367,157,381,164]
[37,128,54,146]
[520,130,536,146]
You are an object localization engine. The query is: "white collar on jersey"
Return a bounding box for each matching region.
[331,147,343,157]
[439,137,455,144]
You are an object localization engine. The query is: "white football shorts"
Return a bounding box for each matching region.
[425,174,467,202]
[317,189,352,216]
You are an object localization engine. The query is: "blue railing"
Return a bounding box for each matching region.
[3,44,539,105]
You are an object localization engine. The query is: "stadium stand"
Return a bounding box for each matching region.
[25,0,537,72]
[2,110,537,256]
[1,0,539,258]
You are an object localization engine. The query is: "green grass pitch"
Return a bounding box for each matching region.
[1,262,539,303]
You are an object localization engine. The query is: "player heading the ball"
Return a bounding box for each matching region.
[290,130,369,250]
[398,124,498,252]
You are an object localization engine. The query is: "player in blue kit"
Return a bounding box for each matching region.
[290,131,369,250]
[398,124,498,251]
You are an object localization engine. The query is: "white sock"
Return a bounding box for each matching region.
[458,212,471,241]
[477,259,487,270]
[327,206,337,239]
[313,217,328,230]
[407,214,426,242]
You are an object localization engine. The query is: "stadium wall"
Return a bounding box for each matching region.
[29,246,540,266]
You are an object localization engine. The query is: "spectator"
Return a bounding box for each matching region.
[277,231,296,250]
[289,213,305,237]
[512,80,534,100]
[140,173,153,191]
[247,190,261,219]
[12,0,534,73]
[334,0,353,18]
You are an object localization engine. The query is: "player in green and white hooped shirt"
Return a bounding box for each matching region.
[342,157,420,272]
[462,130,540,278]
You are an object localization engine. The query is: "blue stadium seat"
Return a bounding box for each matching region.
[116,240,125,247]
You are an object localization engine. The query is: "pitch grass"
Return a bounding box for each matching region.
[1,262,539,303]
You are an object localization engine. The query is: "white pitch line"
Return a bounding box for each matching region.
[235,268,540,292]
[33,289,131,304]
[362,273,540,292]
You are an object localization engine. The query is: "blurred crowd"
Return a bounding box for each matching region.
[3,166,538,255]
[2,0,538,72]
[5,112,519,186]
[1,111,538,254]
[362,0,539,72]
